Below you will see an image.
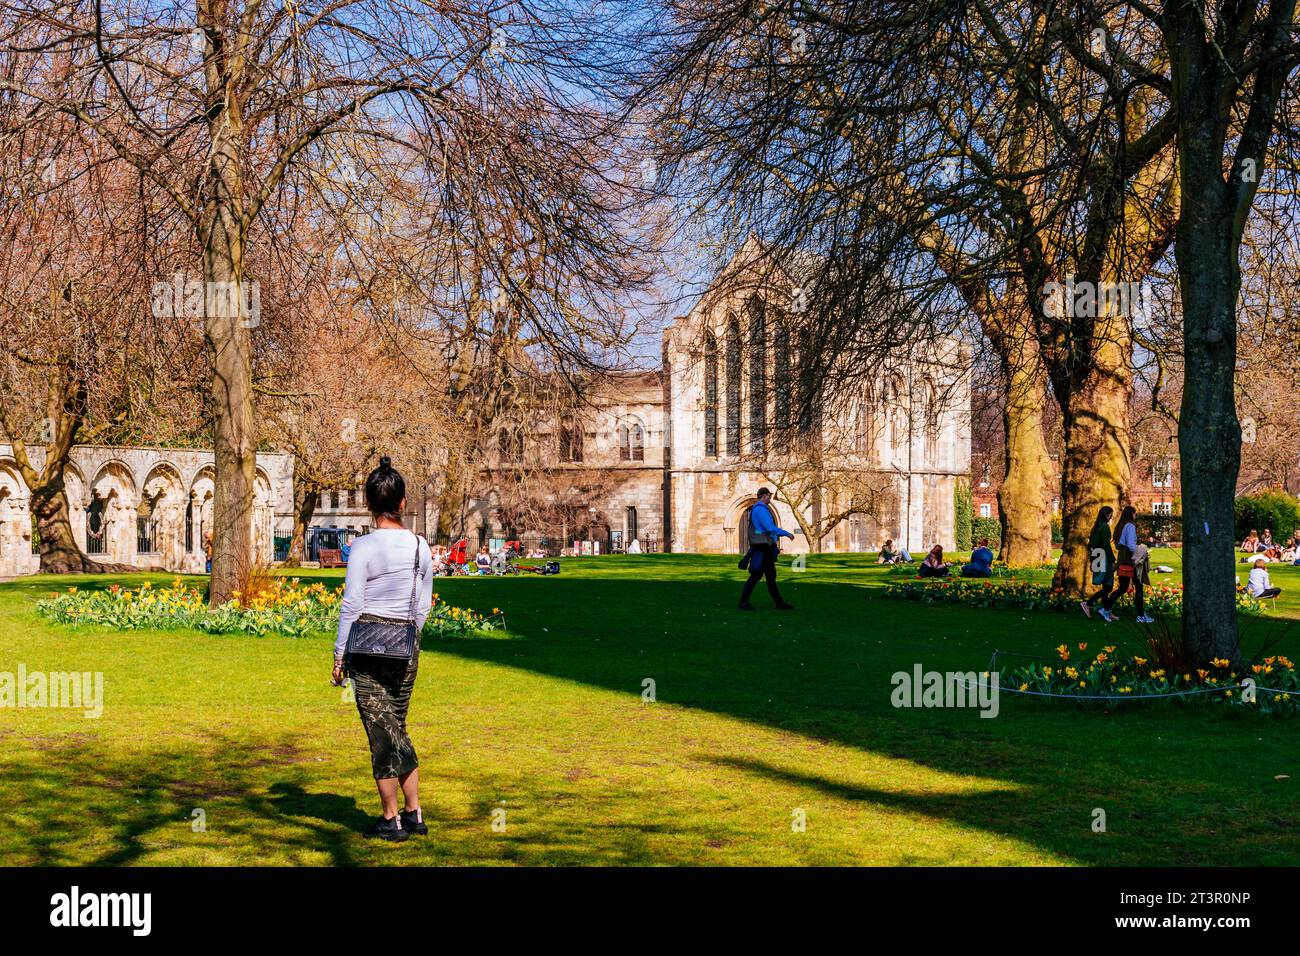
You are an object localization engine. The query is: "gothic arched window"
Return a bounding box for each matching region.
[619,420,646,462]
[559,415,583,463]
[773,314,790,452]
[923,379,941,466]
[855,386,877,459]
[498,427,523,463]
[703,330,718,458]
[725,314,742,455]
[747,295,766,454]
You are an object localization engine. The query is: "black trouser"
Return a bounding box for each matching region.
[1104,575,1144,616]
[1258,587,1282,599]
[1086,575,1114,606]
[740,544,785,605]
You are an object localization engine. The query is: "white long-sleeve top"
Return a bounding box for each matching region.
[335,528,433,659]
[1247,566,1272,597]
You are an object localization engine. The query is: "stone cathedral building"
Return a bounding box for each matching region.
[464,240,972,555]
[0,243,971,575]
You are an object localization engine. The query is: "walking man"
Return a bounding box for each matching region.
[738,487,796,611]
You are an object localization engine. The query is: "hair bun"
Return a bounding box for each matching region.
[379,455,392,471]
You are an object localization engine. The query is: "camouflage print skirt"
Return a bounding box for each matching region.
[348,652,420,780]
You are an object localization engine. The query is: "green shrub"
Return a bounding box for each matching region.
[971,516,1000,546]
[954,482,973,551]
[1234,491,1300,542]
[1050,513,1063,545]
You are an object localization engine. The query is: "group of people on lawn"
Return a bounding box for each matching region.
[877,537,994,578]
[882,504,1288,619]
[1239,528,1300,565]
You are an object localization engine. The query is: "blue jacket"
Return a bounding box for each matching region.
[750,501,793,543]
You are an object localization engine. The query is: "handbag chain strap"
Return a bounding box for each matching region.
[406,532,422,625]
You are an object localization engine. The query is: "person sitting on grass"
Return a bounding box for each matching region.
[961,538,994,578]
[918,544,951,578]
[1241,529,1260,554]
[878,539,898,564]
[475,546,492,574]
[1247,558,1282,600]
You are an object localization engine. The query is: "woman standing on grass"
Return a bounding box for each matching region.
[332,457,433,842]
[1080,506,1114,619]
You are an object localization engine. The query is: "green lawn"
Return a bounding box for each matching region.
[1,551,1297,866]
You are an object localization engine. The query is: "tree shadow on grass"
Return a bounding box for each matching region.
[423,571,1300,865]
[0,729,728,866]
[0,731,368,866]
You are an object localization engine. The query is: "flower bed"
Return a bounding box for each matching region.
[37,578,506,641]
[883,577,1262,616]
[1001,644,1300,716]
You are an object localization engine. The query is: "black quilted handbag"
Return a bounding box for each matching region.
[345,535,422,661]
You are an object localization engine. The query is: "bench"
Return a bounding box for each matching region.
[318,548,345,568]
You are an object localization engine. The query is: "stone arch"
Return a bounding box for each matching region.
[89,460,138,564]
[188,465,216,571]
[254,467,274,562]
[0,461,35,576]
[141,461,187,571]
[727,494,759,555]
[62,461,88,549]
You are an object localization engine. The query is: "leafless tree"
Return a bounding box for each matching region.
[1,0,653,602]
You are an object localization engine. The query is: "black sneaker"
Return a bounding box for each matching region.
[738,602,756,611]
[400,808,428,836]
[364,815,409,842]
[775,602,796,611]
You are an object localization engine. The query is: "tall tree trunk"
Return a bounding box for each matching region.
[1051,336,1133,597]
[1177,233,1242,665]
[285,481,318,566]
[1171,118,1243,664]
[202,99,255,605]
[29,481,97,573]
[997,342,1054,565]
[435,455,469,542]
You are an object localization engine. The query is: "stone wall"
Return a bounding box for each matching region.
[0,444,293,576]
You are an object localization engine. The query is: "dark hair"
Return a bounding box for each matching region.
[756,487,771,498]
[1093,505,1114,529]
[1113,505,1137,545]
[365,456,405,521]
